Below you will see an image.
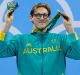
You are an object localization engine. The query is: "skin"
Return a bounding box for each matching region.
[2,5,74,33]
[30,7,50,31]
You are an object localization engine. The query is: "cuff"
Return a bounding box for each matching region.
[0,32,6,41]
[74,32,78,40]
[67,32,78,41]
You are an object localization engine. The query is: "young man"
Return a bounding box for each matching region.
[0,3,80,75]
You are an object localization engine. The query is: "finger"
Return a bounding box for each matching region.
[62,18,67,24]
[7,8,14,13]
[7,8,14,17]
[60,13,69,21]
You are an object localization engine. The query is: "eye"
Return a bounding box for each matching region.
[43,14,48,17]
[33,13,49,19]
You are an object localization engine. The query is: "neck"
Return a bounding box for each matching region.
[38,28,47,33]
[32,27,47,33]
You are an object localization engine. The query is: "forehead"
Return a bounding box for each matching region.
[34,7,48,14]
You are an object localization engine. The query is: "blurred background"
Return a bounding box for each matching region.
[0,0,80,75]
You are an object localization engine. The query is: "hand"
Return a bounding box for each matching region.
[61,13,74,34]
[2,8,14,32]
[5,8,14,25]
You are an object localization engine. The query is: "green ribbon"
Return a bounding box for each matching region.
[38,12,61,32]
[47,12,61,31]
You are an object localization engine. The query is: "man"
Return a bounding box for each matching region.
[0,3,80,75]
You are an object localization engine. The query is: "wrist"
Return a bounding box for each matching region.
[2,22,11,32]
[66,32,78,40]
[65,25,74,34]
[67,29,74,34]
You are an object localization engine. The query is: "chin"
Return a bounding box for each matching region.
[38,26,46,29]
[37,26,46,30]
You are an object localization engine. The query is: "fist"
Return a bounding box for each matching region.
[61,13,74,33]
[5,8,14,25]
[1,8,14,32]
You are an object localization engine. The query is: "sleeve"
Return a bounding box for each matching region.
[0,32,20,58]
[61,32,80,60]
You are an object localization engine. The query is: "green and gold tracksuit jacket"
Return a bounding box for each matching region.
[0,32,80,75]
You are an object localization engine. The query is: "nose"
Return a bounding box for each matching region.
[40,15,44,20]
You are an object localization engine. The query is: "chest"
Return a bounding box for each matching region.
[21,35,62,55]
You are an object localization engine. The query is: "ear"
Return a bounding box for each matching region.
[30,16,34,23]
[48,16,50,20]
[30,16,33,21]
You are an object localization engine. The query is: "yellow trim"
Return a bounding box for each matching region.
[74,32,78,40]
[66,32,78,40]
[0,32,6,41]
[32,28,38,33]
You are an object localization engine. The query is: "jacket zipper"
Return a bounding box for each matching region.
[41,34,43,75]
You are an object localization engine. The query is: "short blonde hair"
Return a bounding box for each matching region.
[30,3,51,16]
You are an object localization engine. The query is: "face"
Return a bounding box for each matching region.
[30,7,50,29]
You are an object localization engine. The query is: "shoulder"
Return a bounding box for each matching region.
[11,34,31,40]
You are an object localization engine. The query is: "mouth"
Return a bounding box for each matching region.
[39,21,46,23]
[39,22,45,23]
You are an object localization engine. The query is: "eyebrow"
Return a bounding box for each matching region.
[34,13,48,14]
